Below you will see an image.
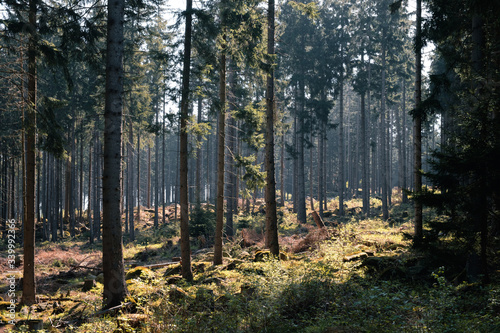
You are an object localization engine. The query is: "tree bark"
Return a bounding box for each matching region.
[413,0,423,245]
[102,0,128,309]
[79,129,83,228]
[292,115,298,214]
[195,96,202,207]
[135,130,140,241]
[280,130,285,207]
[127,120,134,237]
[360,92,369,215]
[381,34,389,220]
[297,80,307,224]
[265,0,279,255]
[88,142,93,243]
[22,0,37,305]
[339,77,345,217]
[69,121,76,237]
[309,143,314,211]
[214,43,226,266]
[179,0,193,280]
[318,123,324,217]
[401,78,408,203]
[225,60,236,239]
[154,109,159,228]
[147,144,151,208]
[162,114,166,224]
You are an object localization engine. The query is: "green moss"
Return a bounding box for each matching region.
[125,266,155,281]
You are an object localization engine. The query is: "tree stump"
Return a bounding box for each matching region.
[82,279,96,292]
[312,211,326,229]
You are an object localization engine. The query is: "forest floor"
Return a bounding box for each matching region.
[1,193,500,332]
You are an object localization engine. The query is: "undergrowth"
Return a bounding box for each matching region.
[1,197,499,332]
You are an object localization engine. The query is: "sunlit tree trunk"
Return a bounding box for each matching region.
[214,40,226,266]
[102,0,128,309]
[225,60,236,239]
[265,0,279,255]
[339,77,345,217]
[135,130,140,241]
[195,96,202,207]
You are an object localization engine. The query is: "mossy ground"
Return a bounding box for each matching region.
[1,194,499,332]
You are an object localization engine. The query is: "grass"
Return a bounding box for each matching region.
[0,195,499,332]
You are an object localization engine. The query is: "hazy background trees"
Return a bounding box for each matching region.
[2,0,498,302]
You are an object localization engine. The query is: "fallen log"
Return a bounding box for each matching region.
[70,264,101,272]
[93,302,133,317]
[130,261,178,269]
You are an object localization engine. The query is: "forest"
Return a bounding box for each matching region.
[0,0,499,331]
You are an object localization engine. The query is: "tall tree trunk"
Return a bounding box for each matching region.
[214,41,226,266]
[162,113,166,224]
[235,130,241,213]
[360,92,369,215]
[322,128,328,211]
[225,60,235,239]
[195,96,202,207]
[401,78,408,203]
[95,137,102,241]
[387,107,392,206]
[50,154,57,241]
[280,130,285,207]
[58,157,63,239]
[102,0,128,309]
[79,131,83,227]
[309,143,314,211]
[88,143,93,243]
[471,7,488,282]
[147,144,151,208]
[339,78,345,217]
[64,137,71,225]
[43,151,48,240]
[179,0,193,280]
[206,123,212,203]
[134,130,140,241]
[413,0,423,245]
[265,0,279,255]
[318,124,324,217]
[381,35,389,220]
[297,80,307,223]
[292,115,298,213]
[22,0,37,306]
[154,110,159,228]
[70,121,76,237]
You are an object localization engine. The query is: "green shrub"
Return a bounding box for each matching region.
[189,207,216,239]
